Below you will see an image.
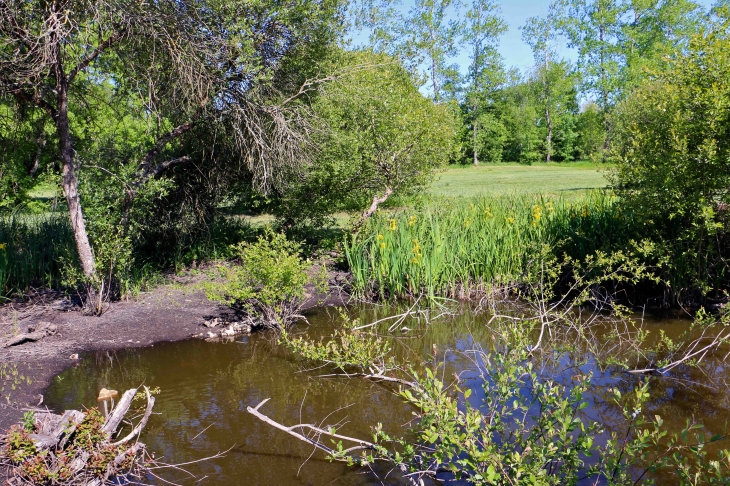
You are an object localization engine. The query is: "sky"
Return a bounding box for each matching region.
[492,0,717,72]
[349,0,718,82]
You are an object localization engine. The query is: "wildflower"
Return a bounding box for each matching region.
[463,218,472,228]
[408,216,417,227]
[389,219,397,231]
[469,203,475,211]
[545,201,554,214]
[379,242,386,249]
[582,205,590,218]
[506,217,515,225]
[377,234,384,241]
[532,205,542,226]
[411,239,422,264]
[0,243,6,250]
[483,207,493,218]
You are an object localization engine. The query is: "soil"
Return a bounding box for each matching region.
[0,270,350,432]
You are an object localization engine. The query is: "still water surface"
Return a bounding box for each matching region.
[44,306,730,485]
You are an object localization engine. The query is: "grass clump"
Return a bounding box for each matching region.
[345,192,632,300]
[0,211,75,297]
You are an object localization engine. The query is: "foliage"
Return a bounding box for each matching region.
[320,323,730,485]
[280,308,391,370]
[205,230,313,329]
[611,12,730,297]
[276,49,458,225]
[344,192,632,300]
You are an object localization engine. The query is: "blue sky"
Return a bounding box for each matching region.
[488,0,716,72]
[349,0,718,80]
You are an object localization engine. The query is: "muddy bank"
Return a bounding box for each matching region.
[0,276,349,431]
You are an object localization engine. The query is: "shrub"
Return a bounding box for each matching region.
[205,229,314,329]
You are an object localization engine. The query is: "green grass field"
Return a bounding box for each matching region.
[430,162,610,198]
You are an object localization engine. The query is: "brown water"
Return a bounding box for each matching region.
[43,306,730,485]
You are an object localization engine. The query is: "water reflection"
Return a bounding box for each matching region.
[43,306,730,485]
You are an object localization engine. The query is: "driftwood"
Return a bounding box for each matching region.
[247,398,435,486]
[3,322,57,347]
[1,387,155,486]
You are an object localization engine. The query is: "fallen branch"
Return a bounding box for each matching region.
[3,322,57,347]
[247,399,434,486]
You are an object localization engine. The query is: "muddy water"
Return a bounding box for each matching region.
[43,306,730,485]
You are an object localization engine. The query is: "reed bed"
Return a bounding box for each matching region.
[344,191,632,299]
[0,211,75,296]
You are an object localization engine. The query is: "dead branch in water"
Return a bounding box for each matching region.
[246,398,434,486]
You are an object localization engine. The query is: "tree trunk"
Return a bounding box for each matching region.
[544,55,552,163]
[362,187,393,220]
[57,81,96,278]
[473,116,479,166]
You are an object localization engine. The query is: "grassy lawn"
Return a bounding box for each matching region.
[430,161,611,198]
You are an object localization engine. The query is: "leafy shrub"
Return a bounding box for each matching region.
[280,308,391,370]
[205,229,314,329]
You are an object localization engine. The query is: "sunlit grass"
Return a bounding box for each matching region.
[431,162,610,198]
[344,191,629,299]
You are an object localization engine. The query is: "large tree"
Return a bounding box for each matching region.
[463,0,506,165]
[277,50,458,224]
[0,0,341,299]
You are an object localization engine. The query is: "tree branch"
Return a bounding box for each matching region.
[68,32,122,83]
[10,89,57,120]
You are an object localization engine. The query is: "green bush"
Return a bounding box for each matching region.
[205,230,313,329]
[612,11,730,298]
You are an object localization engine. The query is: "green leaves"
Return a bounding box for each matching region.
[204,229,311,328]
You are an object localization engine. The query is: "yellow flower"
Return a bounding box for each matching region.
[0,243,6,250]
[408,216,417,227]
[379,242,386,249]
[377,234,384,240]
[463,218,472,228]
[506,217,515,225]
[531,205,542,226]
[410,239,422,263]
[389,219,397,231]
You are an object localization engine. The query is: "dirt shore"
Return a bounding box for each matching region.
[0,275,348,431]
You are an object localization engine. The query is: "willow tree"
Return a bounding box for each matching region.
[0,0,341,307]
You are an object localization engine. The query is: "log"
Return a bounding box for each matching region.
[102,388,137,436]
[112,387,155,446]
[3,322,57,347]
[28,433,58,450]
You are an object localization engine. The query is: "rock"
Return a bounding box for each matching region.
[203,318,221,328]
[69,353,79,360]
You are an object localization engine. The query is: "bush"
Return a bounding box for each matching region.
[611,12,730,299]
[205,230,314,329]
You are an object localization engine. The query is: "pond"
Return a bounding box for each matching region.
[43,305,730,485]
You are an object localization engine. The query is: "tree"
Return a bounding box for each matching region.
[612,11,730,294]
[621,0,703,87]
[463,0,506,165]
[397,0,464,102]
[281,50,458,223]
[523,4,575,163]
[0,0,341,302]
[556,0,627,160]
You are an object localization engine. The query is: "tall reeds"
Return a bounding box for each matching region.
[344,192,632,299]
[0,211,75,296]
